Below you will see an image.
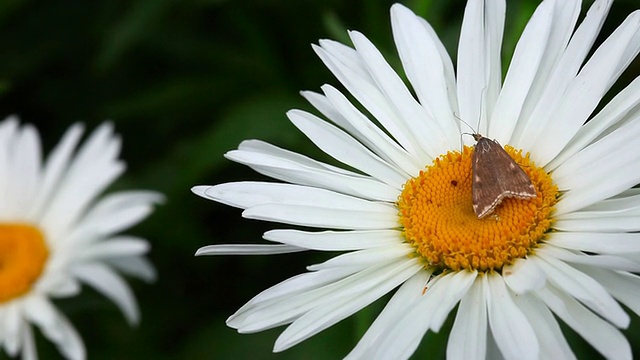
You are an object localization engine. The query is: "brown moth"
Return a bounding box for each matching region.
[471,133,536,219]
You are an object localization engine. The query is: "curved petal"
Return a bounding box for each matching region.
[263,229,402,251]
[24,296,85,360]
[307,244,415,271]
[502,257,546,294]
[106,256,156,283]
[391,4,460,148]
[537,285,631,360]
[532,249,629,327]
[514,0,611,148]
[547,75,640,170]
[490,0,556,143]
[225,146,399,202]
[486,273,539,360]
[40,123,125,241]
[371,271,477,359]
[530,10,640,165]
[457,0,506,134]
[288,109,408,186]
[547,231,640,254]
[71,262,140,325]
[301,88,422,176]
[195,244,306,256]
[512,293,575,359]
[447,276,487,360]
[313,40,423,158]
[29,123,84,221]
[273,258,420,352]
[345,271,432,360]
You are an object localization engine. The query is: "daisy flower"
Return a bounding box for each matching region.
[193,1,640,359]
[0,117,162,360]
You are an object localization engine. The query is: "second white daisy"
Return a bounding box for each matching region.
[0,117,162,360]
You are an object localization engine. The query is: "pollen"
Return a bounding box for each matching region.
[398,146,557,272]
[0,223,49,303]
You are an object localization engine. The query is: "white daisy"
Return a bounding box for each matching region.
[193,1,640,359]
[0,117,162,360]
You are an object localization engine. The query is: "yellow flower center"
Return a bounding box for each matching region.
[0,223,49,303]
[398,145,557,272]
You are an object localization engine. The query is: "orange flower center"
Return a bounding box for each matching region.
[398,145,557,272]
[0,223,49,302]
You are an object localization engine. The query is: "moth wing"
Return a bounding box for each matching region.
[472,139,507,218]
[487,142,537,199]
[472,138,536,218]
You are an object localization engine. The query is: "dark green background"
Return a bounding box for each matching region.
[1,0,639,358]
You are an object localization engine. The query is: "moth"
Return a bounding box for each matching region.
[471,133,536,219]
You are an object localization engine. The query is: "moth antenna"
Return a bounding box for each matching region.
[453,112,478,152]
[453,112,477,134]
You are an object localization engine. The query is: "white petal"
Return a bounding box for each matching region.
[515,0,611,149]
[195,244,306,256]
[572,191,640,213]
[243,203,397,230]
[490,0,554,143]
[548,231,640,254]
[537,285,631,360]
[0,302,23,356]
[502,257,546,294]
[509,0,581,143]
[552,115,640,213]
[371,271,475,359]
[8,124,41,219]
[554,114,640,189]
[532,10,640,165]
[345,271,433,360]
[40,123,125,240]
[319,85,422,176]
[512,293,575,360]
[20,323,36,360]
[577,266,640,317]
[554,214,640,232]
[288,109,407,186]
[79,236,150,259]
[233,257,418,334]
[225,146,398,201]
[0,118,20,218]
[390,4,460,149]
[234,267,362,312]
[313,40,423,158]
[429,270,478,332]
[71,262,140,325]
[105,256,156,283]
[457,0,505,134]
[447,277,487,360]
[24,296,85,360]
[273,258,421,352]
[66,191,163,243]
[532,249,629,327]
[28,123,84,221]
[541,242,640,272]
[195,182,393,211]
[263,229,402,251]
[307,244,414,271]
[238,139,357,177]
[486,273,539,360]
[548,75,640,170]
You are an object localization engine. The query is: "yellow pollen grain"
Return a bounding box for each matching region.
[398,146,557,272]
[0,223,49,303]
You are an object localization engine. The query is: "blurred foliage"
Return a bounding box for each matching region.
[0,0,639,359]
